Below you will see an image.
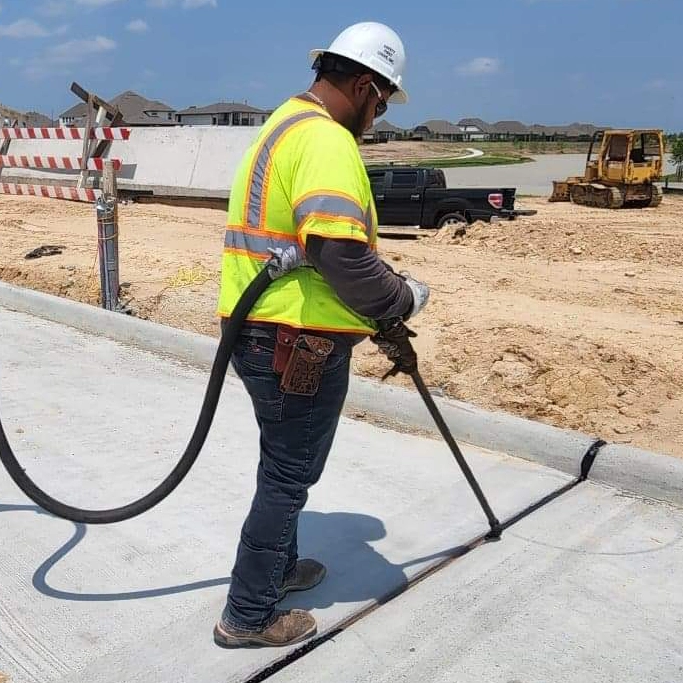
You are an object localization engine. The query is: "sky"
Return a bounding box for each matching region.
[0,0,680,130]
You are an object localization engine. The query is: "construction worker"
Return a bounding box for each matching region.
[213,21,429,648]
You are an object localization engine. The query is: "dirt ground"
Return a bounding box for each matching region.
[360,140,588,163]
[361,140,475,162]
[2,194,683,458]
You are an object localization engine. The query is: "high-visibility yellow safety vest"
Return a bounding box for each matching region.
[217,96,378,335]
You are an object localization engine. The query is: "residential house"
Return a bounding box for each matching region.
[1,103,54,127]
[411,119,464,142]
[457,118,493,141]
[453,118,604,143]
[363,119,404,143]
[24,111,55,127]
[1,102,28,126]
[176,102,270,126]
[59,90,177,127]
[555,123,601,141]
[490,120,531,141]
[59,102,86,127]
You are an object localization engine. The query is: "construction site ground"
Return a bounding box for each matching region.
[359,139,589,163]
[1,194,682,458]
[3,306,681,683]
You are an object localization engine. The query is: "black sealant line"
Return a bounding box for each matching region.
[241,439,607,683]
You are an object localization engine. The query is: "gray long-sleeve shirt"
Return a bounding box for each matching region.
[305,235,413,322]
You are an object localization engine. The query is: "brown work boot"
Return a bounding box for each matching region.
[213,610,316,648]
[280,559,327,598]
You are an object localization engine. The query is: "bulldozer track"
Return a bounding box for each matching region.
[569,183,624,209]
[649,184,664,207]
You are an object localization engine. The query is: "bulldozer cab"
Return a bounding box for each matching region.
[585,130,605,181]
[589,130,664,184]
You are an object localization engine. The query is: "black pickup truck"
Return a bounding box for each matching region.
[367,166,536,228]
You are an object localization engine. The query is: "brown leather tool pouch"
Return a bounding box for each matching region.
[280,334,335,396]
[273,325,300,375]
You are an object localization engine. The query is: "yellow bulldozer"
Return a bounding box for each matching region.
[550,129,664,208]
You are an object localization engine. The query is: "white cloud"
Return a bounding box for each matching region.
[9,57,22,67]
[23,36,116,80]
[48,35,117,64]
[457,57,501,76]
[0,19,50,38]
[645,79,667,90]
[126,18,149,32]
[182,0,216,7]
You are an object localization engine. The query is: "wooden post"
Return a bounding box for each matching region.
[96,161,120,311]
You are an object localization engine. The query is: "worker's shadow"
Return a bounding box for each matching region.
[281,510,463,609]
[0,502,230,602]
[0,503,457,604]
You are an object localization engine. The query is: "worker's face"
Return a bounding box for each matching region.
[349,75,391,138]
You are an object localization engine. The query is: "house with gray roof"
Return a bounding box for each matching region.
[489,120,531,140]
[363,119,404,143]
[59,90,177,127]
[457,118,494,141]
[1,103,54,127]
[175,102,271,126]
[411,119,464,142]
[24,111,55,127]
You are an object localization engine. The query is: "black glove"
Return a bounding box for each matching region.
[372,318,418,380]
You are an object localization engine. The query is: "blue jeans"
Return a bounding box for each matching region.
[222,324,352,631]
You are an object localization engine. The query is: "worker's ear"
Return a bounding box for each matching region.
[354,73,374,99]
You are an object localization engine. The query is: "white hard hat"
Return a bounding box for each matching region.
[310,22,408,104]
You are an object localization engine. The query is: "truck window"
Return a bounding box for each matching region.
[390,170,419,188]
[368,171,386,193]
[426,170,445,188]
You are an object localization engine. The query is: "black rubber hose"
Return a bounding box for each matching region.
[0,266,274,524]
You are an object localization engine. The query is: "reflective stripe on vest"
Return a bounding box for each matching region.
[244,110,326,229]
[224,226,298,260]
[293,192,368,233]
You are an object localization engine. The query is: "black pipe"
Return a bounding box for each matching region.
[0,266,273,525]
[410,371,502,538]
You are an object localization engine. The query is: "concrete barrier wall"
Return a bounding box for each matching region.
[0,126,260,198]
[2,280,682,508]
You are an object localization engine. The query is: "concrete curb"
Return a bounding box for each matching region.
[1,280,682,508]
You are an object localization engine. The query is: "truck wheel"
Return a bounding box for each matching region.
[437,212,467,229]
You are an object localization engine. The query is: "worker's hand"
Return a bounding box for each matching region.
[373,318,418,379]
[399,271,430,319]
[267,245,306,279]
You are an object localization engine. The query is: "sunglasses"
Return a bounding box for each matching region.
[369,81,388,119]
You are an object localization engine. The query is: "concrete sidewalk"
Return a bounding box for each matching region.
[0,308,572,683]
[273,482,683,683]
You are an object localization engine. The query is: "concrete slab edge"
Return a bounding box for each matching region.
[1,280,681,508]
[1,172,230,200]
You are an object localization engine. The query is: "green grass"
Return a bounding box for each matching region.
[419,155,532,168]
[366,154,532,169]
[462,141,591,155]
